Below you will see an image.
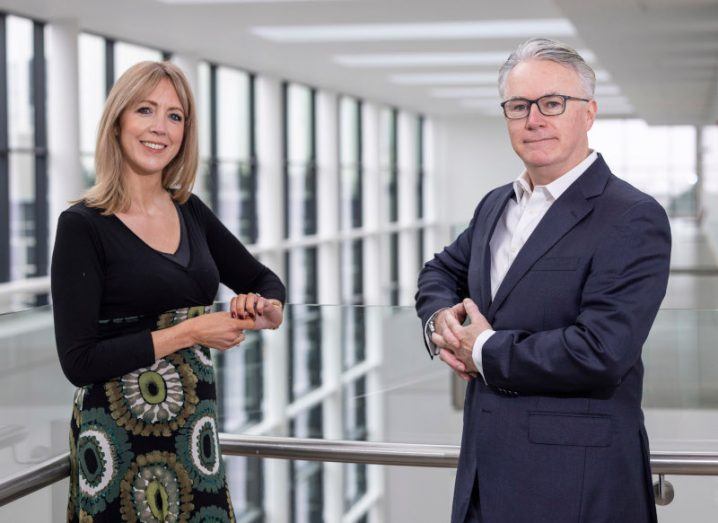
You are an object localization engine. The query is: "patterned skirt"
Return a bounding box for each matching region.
[67,306,235,522]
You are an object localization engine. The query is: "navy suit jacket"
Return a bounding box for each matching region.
[416,155,671,523]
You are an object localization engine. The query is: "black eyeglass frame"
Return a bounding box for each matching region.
[500,94,591,119]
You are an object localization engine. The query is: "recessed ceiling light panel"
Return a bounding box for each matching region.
[253,19,576,43]
[391,72,498,85]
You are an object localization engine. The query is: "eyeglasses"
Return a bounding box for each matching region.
[501,94,591,119]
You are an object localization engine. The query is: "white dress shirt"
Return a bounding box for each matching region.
[472,151,599,378]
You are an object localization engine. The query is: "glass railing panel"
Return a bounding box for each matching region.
[2,304,718,523]
[0,306,74,479]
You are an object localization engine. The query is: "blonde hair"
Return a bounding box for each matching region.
[82,61,198,215]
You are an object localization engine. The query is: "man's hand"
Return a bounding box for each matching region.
[433,299,492,381]
[430,302,471,380]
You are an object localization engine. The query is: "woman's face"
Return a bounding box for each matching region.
[118,78,185,178]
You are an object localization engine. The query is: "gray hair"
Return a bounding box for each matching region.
[498,38,596,99]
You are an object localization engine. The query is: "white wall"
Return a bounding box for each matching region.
[431,116,522,232]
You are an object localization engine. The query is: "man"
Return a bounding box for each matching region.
[415,38,670,523]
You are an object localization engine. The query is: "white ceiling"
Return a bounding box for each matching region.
[0,0,716,124]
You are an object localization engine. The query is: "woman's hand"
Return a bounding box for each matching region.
[186,312,255,351]
[230,293,284,330]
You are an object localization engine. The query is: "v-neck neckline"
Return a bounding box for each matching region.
[111,203,192,268]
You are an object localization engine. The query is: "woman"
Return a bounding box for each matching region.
[51,61,285,522]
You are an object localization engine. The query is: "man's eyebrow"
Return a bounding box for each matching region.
[506,91,561,100]
[136,99,185,113]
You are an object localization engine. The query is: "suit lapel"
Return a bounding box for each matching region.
[486,155,611,319]
[475,187,513,313]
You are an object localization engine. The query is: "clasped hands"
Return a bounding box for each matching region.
[431,298,492,382]
[189,292,283,351]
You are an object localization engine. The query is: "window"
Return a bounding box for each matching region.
[284,83,322,400]
[284,83,317,238]
[1,14,47,286]
[380,108,400,305]
[78,33,105,186]
[216,67,257,243]
[339,96,366,368]
[113,41,163,81]
[417,115,426,268]
[589,120,697,216]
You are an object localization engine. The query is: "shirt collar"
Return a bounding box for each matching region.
[513,150,598,202]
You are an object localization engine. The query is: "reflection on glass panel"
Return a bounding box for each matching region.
[226,456,264,523]
[114,41,162,80]
[7,16,34,151]
[343,377,368,510]
[9,153,36,280]
[342,240,365,369]
[589,120,696,215]
[287,248,321,400]
[216,331,263,432]
[78,33,106,156]
[340,97,361,230]
[290,404,324,523]
[217,68,250,161]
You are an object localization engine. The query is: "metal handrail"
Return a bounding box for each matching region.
[2,434,718,508]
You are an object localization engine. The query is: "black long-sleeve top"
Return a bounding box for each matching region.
[51,194,286,387]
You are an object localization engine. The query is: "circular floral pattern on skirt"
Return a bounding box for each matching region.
[120,451,193,523]
[76,408,133,515]
[105,354,198,437]
[188,506,233,523]
[176,400,224,492]
[182,345,215,383]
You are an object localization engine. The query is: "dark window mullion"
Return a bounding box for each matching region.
[104,38,115,97]
[281,81,289,239]
[306,88,317,236]
[247,73,258,243]
[208,64,219,211]
[0,14,9,282]
[355,99,363,229]
[32,21,48,282]
[390,108,399,223]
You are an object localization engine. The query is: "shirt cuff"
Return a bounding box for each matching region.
[472,329,496,382]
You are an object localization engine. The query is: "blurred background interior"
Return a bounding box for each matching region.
[0,0,717,521]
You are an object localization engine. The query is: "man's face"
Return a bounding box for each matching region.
[503,59,597,178]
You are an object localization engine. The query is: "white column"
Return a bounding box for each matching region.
[398,112,419,306]
[255,75,289,523]
[361,102,387,523]
[315,89,344,523]
[422,117,442,256]
[256,76,285,258]
[362,102,385,306]
[169,53,199,100]
[46,20,83,244]
[316,90,340,304]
